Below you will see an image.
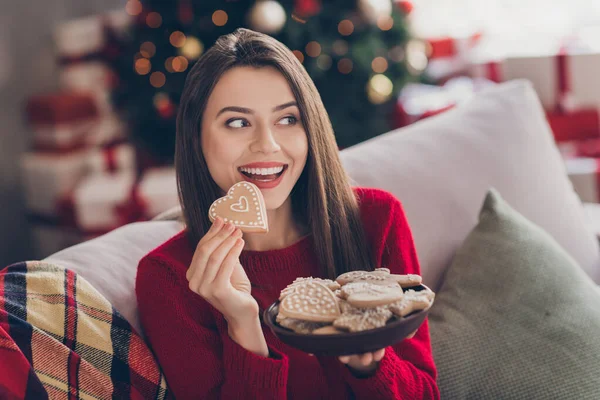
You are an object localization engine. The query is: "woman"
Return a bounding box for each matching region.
[136,28,439,399]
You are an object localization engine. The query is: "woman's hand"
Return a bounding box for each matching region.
[339,349,386,376]
[186,217,257,325]
[337,330,417,376]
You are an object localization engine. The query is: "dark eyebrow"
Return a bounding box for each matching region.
[216,101,298,117]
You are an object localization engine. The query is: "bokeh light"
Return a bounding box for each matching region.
[305,41,321,57]
[169,31,186,48]
[150,71,166,88]
[338,20,354,36]
[212,10,228,26]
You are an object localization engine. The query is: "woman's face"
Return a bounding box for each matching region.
[201,66,308,211]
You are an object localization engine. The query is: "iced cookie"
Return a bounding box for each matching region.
[208,181,268,233]
[388,288,435,317]
[279,281,341,322]
[341,281,404,308]
[280,277,341,300]
[333,305,393,332]
[276,314,328,334]
[336,269,422,288]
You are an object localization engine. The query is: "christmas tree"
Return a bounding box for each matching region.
[110,0,417,165]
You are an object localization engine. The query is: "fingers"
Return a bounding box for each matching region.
[338,349,385,366]
[186,217,225,281]
[360,353,373,365]
[373,348,385,362]
[187,222,237,287]
[212,237,245,289]
[198,228,242,287]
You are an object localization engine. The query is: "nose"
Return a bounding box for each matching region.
[249,124,281,154]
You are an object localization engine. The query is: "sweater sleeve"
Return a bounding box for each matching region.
[320,196,440,400]
[136,255,290,400]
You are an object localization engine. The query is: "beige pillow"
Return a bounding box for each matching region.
[428,188,600,399]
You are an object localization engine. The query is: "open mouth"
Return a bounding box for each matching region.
[238,164,288,182]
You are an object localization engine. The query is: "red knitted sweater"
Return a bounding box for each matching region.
[136,187,440,399]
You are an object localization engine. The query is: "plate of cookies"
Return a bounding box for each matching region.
[263,268,435,356]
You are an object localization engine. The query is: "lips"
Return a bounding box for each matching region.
[237,162,288,189]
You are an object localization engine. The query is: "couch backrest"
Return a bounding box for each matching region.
[45,80,600,333]
[45,220,184,335]
[340,80,600,289]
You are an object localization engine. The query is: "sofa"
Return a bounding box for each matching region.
[5,80,600,399]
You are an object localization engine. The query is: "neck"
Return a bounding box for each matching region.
[242,197,307,251]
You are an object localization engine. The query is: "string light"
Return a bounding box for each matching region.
[388,46,405,62]
[172,56,189,72]
[150,71,166,88]
[153,92,170,109]
[305,41,321,58]
[180,36,204,60]
[170,31,187,48]
[135,58,151,75]
[292,50,304,63]
[377,16,394,31]
[165,57,175,73]
[317,54,332,70]
[367,74,393,104]
[146,12,162,28]
[338,58,353,74]
[338,20,354,36]
[140,42,156,58]
[212,10,228,26]
[332,40,349,56]
[371,57,388,73]
[125,0,142,16]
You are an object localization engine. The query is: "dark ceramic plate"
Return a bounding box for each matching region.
[263,284,433,356]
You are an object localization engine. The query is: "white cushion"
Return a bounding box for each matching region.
[341,80,600,290]
[44,220,184,335]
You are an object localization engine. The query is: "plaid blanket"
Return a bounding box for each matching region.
[0,261,173,399]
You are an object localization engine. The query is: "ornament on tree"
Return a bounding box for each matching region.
[358,0,393,25]
[395,0,414,15]
[367,74,394,104]
[294,0,321,18]
[248,0,287,34]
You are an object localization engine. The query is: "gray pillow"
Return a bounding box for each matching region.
[428,188,600,400]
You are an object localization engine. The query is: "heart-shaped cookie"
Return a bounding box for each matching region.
[279,281,341,322]
[209,181,268,233]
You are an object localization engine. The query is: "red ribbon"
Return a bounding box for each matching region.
[556,47,572,113]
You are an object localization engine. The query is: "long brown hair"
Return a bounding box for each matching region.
[175,28,373,279]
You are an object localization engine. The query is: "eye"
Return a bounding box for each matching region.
[226,118,250,129]
[278,115,298,126]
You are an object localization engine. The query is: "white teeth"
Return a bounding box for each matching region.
[240,166,284,175]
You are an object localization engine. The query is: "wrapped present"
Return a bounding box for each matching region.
[471,34,600,143]
[558,138,600,160]
[72,171,137,232]
[20,149,92,216]
[59,61,115,94]
[138,167,179,219]
[54,15,105,60]
[423,32,484,83]
[547,109,600,143]
[394,76,496,127]
[564,157,600,203]
[25,92,100,151]
[88,142,135,174]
